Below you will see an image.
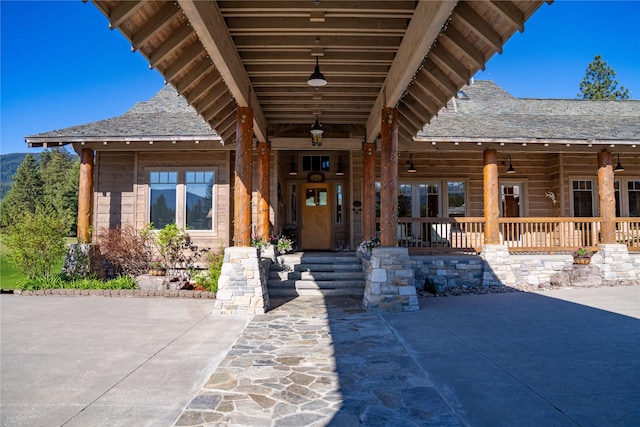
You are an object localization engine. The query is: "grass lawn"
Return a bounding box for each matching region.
[0,234,73,289]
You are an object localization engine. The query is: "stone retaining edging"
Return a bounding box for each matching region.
[6,289,216,299]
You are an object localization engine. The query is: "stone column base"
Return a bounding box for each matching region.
[62,244,105,279]
[594,244,636,280]
[362,247,419,312]
[213,247,270,314]
[481,244,515,286]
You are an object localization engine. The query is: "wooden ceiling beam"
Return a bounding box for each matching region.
[453,2,503,53]
[365,0,457,141]
[405,84,441,117]
[422,63,459,96]
[487,0,525,32]
[163,42,205,83]
[190,77,227,111]
[202,97,235,124]
[439,26,486,70]
[233,35,402,50]
[131,3,182,51]
[178,0,267,142]
[185,71,224,105]
[107,1,144,30]
[207,103,237,134]
[412,71,450,108]
[174,57,212,95]
[429,47,471,86]
[240,50,395,64]
[225,17,409,33]
[217,1,417,15]
[148,22,194,69]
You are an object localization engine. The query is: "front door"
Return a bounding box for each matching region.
[301,184,332,250]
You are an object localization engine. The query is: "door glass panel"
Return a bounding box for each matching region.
[447,181,465,217]
[573,180,593,217]
[629,181,640,217]
[398,184,412,217]
[501,184,521,217]
[419,184,439,217]
[318,188,327,206]
[306,189,316,206]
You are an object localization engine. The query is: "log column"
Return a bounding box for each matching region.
[234,107,254,247]
[362,141,377,241]
[77,148,94,243]
[598,150,616,244]
[257,140,270,241]
[379,108,398,247]
[483,149,500,245]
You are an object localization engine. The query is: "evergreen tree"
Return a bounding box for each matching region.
[0,154,44,227]
[578,55,630,100]
[40,148,79,236]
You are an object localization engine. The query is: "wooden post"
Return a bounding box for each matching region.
[77,148,94,243]
[362,142,377,241]
[234,107,253,247]
[598,150,616,244]
[380,108,398,247]
[483,149,500,245]
[257,140,270,241]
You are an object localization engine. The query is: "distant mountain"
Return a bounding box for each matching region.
[0,153,40,200]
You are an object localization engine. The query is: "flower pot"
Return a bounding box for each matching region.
[573,257,591,265]
[149,268,166,276]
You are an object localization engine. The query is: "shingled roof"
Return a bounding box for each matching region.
[26,85,220,147]
[417,80,640,143]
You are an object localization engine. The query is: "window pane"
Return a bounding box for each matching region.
[318,188,328,206]
[375,182,381,218]
[150,179,176,230]
[186,171,214,230]
[419,184,439,217]
[306,189,316,206]
[447,181,465,217]
[398,184,412,217]
[630,181,640,217]
[336,184,343,223]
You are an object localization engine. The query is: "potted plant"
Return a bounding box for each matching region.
[149,259,166,276]
[572,247,594,265]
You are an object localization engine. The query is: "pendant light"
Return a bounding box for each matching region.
[310,115,324,146]
[307,57,327,87]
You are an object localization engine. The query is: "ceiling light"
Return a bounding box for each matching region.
[407,154,417,173]
[311,115,324,146]
[614,153,624,172]
[307,56,327,87]
[502,154,516,174]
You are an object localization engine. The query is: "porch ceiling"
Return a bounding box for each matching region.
[90,0,548,145]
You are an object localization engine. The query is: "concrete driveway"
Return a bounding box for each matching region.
[1,296,250,427]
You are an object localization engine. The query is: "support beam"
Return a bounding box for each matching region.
[362,142,377,241]
[483,149,500,244]
[598,150,616,244]
[78,148,94,244]
[178,0,268,142]
[380,108,399,247]
[257,141,271,241]
[365,0,457,140]
[234,107,254,247]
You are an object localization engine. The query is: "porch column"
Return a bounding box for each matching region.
[362,141,377,240]
[483,149,499,244]
[598,150,616,244]
[234,107,254,246]
[257,140,271,241]
[379,108,398,247]
[77,148,94,243]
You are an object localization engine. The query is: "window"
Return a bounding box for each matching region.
[289,183,298,223]
[572,179,593,217]
[398,184,412,217]
[447,181,466,217]
[149,170,215,230]
[186,171,214,230]
[305,188,327,206]
[419,184,440,217]
[336,184,343,223]
[629,180,640,217]
[150,172,177,229]
[302,155,330,172]
[500,183,523,217]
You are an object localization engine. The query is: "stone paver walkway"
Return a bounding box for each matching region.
[175,296,461,426]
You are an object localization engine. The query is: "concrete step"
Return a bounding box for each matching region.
[268,279,364,289]
[268,271,364,280]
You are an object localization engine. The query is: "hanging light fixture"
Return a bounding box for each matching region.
[310,115,324,146]
[288,158,298,176]
[614,153,625,172]
[336,157,344,176]
[307,56,327,87]
[407,154,417,173]
[502,154,516,174]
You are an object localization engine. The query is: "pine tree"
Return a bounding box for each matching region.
[0,154,44,227]
[578,55,630,100]
[40,148,79,236]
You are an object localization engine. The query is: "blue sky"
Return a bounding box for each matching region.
[1,1,639,155]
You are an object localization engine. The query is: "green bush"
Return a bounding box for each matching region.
[16,274,137,291]
[193,246,224,293]
[4,209,67,279]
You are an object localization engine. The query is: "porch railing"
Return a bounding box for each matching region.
[379,217,640,254]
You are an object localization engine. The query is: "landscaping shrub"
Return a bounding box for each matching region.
[193,246,224,293]
[16,274,137,291]
[97,225,154,277]
[4,209,67,279]
[155,223,206,273]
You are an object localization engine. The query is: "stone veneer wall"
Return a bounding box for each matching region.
[361,247,419,312]
[213,247,270,314]
[409,244,639,293]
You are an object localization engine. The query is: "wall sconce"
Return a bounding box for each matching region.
[502,154,516,174]
[614,153,625,172]
[288,158,298,176]
[307,56,327,87]
[336,157,344,176]
[407,154,417,173]
[310,115,323,146]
